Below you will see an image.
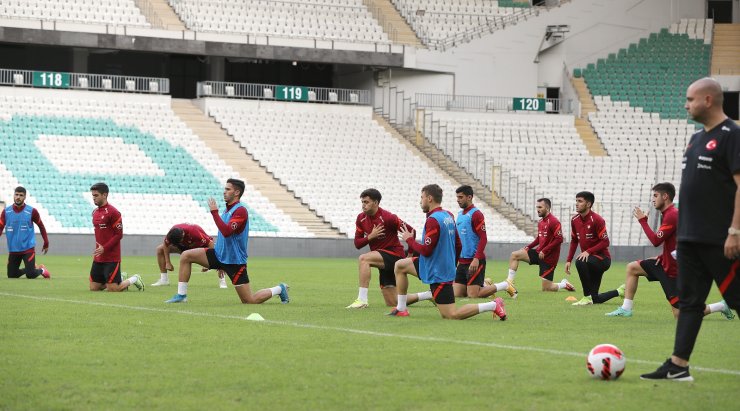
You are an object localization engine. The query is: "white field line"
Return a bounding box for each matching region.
[2,291,739,377]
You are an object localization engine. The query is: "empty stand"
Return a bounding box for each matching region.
[0,87,310,237]
[205,98,530,242]
[0,0,150,27]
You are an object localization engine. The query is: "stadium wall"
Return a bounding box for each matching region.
[2,234,661,262]
[397,0,704,97]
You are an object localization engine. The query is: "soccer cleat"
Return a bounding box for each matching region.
[506,279,518,299]
[278,283,290,304]
[640,359,694,382]
[387,308,410,317]
[219,277,228,289]
[132,275,145,291]
[720,300,736,320]
[561,279,575,292]
[493,297,507,321]
[165,294,187,303]
[345,299,368,309]
[39,264,51,279]
[151,279,170,287]
[606,307,633,317]
[484,277,493,287]
[572,296,593,306]
[121,272,128,281]
[617,284,626,298]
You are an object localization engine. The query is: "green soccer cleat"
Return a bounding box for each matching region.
[617,284,626,298]
[720,300,736,320]
[572,296,593,306]
[345,299,368,309]
[606,307,633,317]
[132,274,145,291]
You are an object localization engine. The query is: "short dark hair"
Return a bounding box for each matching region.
[360,188,382,203]
[90,182,109,194]
[652,182,676,201]
[422,184,443,204]
[227,178,245,198]
[14,186,26,194]
[576,191,595,205]
[166,227,184,246]
[455,185,474,197]
[537,198,551,208]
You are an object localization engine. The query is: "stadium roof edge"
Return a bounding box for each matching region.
[0,26,405,67]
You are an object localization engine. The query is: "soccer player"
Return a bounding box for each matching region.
[165,178,289,304]
[506,198,573,292]
[389,184,507,320]
[88,183,144,292]
[642,78,740,382]
[347,188,432,308]
[453,185,517,298]
[566,191,611,306]
[151,223,227,289]
[604,183,734,319]
[0,186,51,279]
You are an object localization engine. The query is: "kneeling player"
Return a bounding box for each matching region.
[165,179,288,304]
[389,185,507,320]
[152,223,226,288]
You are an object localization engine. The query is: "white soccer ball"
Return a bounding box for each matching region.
[587,344,626,380]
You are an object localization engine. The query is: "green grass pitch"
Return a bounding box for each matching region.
[1,256,738,410]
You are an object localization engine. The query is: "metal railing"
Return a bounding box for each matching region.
[362,0,399,43]
[197,81,371,105]
[415,93,573,114]
[0,68,169,94]
[398,0,571,50]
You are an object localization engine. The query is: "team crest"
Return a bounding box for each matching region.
[706,139,717,150]
[657,231,663,238]
[231,222,238,230]
[424,237,432,245]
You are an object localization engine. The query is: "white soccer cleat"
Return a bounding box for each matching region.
[219,277,228,289]
[151,279,170,287]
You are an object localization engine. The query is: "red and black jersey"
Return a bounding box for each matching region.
[639,205,677,277]
[526,212,563,266]
[354,207,414,257]
[93,203,123,263]
[164,223,212,251]
[567,210,610,262]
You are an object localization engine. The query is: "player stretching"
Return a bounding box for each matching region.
[453,185,517,298]
[88,183,144,292]
[166,178,288,304]
[507,198,573,292]
[567,191,612,306]
[389,184,507,321]
[151,223,227,289]
[347,188,431,308]
[604,183,734,319]
[0,186,51,279]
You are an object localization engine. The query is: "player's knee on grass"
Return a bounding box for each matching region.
[436,304,457,319]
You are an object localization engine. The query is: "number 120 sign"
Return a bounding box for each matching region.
[513,97,545,111]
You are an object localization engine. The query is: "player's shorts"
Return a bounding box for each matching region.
[378,250,403,288]
[206,249,249,285]
[639,259,679,308]
[429,282,455,305]
[527,249,557,281]
[413,257,419,274]
[455,259,486,286]
[90,261,122,284]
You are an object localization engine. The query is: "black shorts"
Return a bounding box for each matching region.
[378,251,403,288]
[430,282,455,305]
[206,249,249,285]
[413,257,419,274]
[527,249,556,281]
[90,261,122,284]
[455,259,486,286]
[639,259,679,308]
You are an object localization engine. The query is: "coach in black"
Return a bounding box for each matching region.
[642,78,740,382]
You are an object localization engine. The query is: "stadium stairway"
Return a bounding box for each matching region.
[571,77,607,156]
[171,99,343,238]
[711,24,740,75]
[374,113,537,237]
[367,0,424,47]
[147,0,186,30]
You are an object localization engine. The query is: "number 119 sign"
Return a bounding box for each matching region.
[276,86,309,102]
[513,97,545,111]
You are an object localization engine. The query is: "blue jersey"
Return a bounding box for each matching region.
[457,206,480,259]
[419,209,457,284]
[215,203,249,265]
[4,204,36,252]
